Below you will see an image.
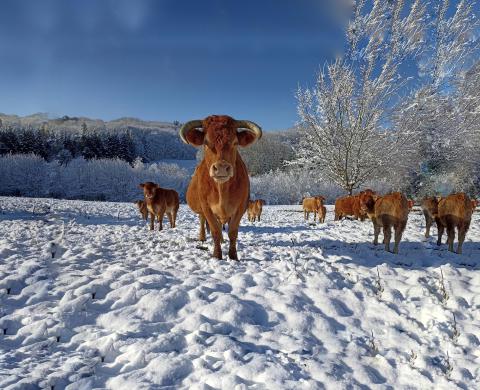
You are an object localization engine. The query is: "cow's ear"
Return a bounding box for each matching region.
[139,183,145,189]
[185,129,205,146]
[237,130,257,147]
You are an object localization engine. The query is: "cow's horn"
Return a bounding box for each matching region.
[179,120,203,144]
[234,120,262,140]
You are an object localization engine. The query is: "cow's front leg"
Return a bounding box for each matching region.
[227,211,245,260]
[149,212,155,231]
[204,210,222,259]
[158,209,165,231]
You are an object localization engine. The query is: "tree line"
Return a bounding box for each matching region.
[0,122,137,164]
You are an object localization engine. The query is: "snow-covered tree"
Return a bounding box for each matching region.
[293,0,427,194]
[393,0,480,195]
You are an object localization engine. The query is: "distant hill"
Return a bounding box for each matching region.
[0,112,298,171]
[0,112,179,134]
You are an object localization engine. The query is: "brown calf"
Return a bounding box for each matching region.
[318,204,327,223]
[139,182,180,230]
[303,196,325,222]
[420,197,440,238]
[472,199,479,211]
[361,192,409,253]
[247,199,265,222]
[180,115,262,260]
[135,199,148,221]
[407,199,415,210]
[437,193,474,254]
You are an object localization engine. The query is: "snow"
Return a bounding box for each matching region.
[1,196,479,389]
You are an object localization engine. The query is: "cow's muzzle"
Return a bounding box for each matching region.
[210,160,233,183]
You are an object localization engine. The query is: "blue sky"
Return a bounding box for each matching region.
[0,0,351,130]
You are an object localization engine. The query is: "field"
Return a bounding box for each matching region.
[1,197,479,389]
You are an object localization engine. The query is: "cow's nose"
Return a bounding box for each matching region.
[210,160,233,180]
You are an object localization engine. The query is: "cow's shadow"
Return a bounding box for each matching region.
[259,236,480,269]
[240,224,306,235]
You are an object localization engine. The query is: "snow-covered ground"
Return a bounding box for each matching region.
[1,197,479,389]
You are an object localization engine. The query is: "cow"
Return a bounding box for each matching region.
[179,115,262,260]
[420,197,440,238]
[139,182,180,230]
[334,195,361,221]
[407,199,415,210]
[360,192,408,253]
[303,196,325,222]
[247,199,265,222]
[472,199,479,211]
[318,203,327,223]
[437,193,474,254]
[336,189,375,221]
[135,199,148,221]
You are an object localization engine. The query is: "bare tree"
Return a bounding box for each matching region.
[293,0,427,194]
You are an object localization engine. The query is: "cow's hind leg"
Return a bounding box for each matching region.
[384,224,392,252]
[393,221,406,254]
[372,218,381,245]
[457,221,469,254]
[172,208,178,228]
[437,221,444,246]
[199,214,207,241]
[167,212,174,228]
[446,219,455,252]
[424,211,432,238]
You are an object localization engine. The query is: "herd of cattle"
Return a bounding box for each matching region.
[302,191,478,255]
[133,115,478,259]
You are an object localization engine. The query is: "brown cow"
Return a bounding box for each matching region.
[334,195,360,221]
[361,192,408,253]
[139,182,180,230]
[303,196,325,222]
[420,197,440,238]
[407,199,415,210]
[437,193,474,254]
[179,115,262,260]
[336,189,375,221]
[472,199,479,211]
[247,199,265,222]
[318,204,327,223]
[135,200,148,221]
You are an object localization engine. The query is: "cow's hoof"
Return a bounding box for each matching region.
[228,251,238,260]
[213,249,222,259]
